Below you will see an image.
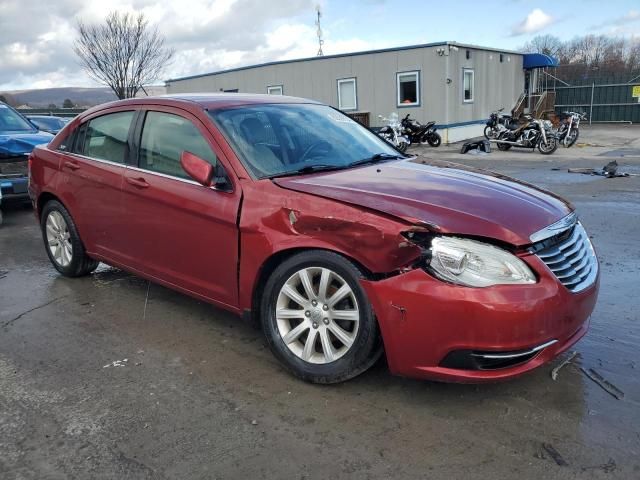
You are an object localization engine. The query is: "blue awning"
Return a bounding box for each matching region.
[523,53,559,69]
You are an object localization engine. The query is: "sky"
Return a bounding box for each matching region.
[1,0,639,91]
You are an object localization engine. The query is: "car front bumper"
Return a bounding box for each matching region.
[0,177,30,203]
[360,255,599,382]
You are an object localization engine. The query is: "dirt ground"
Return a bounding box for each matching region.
[1,125,639,479]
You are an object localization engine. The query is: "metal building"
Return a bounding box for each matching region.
[166,42,525,143]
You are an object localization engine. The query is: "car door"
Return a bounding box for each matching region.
[56,109,136,260]
[120,107,241,309]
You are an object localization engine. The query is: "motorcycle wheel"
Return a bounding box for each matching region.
[538,136,558,155]
[497,142,511,151]
[565,128,579,147]
[426,133,442,147]
[483,126,496,140]
[397,141,409,153]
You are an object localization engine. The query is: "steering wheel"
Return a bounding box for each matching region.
[300,140,332,162]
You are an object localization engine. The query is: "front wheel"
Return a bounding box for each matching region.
[426,132,441,147]
[260,250,382,384]
[538,136,558,155]
[41,200,99,277]
[484,126,496,140]
[397,140,409,153]
[566,128,579,147]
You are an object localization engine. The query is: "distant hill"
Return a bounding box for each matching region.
[2,85,168,109]
[1,87,118,108]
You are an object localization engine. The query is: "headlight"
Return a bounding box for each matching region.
[543,120,553,129]
[428,237,536,287]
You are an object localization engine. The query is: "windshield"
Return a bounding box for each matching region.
[0,104,37,133]
[29,117,64,131]
[209,103,401,179]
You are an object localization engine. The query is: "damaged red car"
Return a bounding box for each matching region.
[29,94,599,383]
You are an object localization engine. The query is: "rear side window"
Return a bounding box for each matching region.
[82,111,134,164]
[139,111,217,180]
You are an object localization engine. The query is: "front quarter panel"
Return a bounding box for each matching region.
[237,179,424,311]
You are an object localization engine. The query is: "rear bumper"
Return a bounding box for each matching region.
[361,255,599,383]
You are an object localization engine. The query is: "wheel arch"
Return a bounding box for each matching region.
[249,246,374,323]
[37,191,64,218]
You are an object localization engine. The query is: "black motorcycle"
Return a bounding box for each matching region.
[400,114,441,147]
[492,115,558,155]
[484,108,517,140]
[555,111,586,148]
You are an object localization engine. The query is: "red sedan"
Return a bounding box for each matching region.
[28,94,599,383]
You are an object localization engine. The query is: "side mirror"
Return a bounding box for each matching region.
[180,151,213,186]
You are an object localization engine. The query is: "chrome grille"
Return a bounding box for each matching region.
[535,222,598,293]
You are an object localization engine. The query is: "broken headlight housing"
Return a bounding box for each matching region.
[427,237,536,287]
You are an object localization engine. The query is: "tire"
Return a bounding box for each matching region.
[40,200,99,277]
[538,136,558,155]
[397,141,408,153]
[483,126,495,140]
[497,142,512,151]
[427,132,442,147]
[260,250,382,384]
[566,128,579,147]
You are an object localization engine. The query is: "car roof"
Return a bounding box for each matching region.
[85,93,321,115]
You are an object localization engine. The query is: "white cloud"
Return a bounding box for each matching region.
[0,0,378,90]
[511,9,556,36]
[592,9,640,35]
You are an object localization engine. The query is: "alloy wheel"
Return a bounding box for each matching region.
[275,267,360,364]
[45,210,73,267]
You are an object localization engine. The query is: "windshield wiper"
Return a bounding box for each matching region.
[268,164,347,179]
[348,153,403,168]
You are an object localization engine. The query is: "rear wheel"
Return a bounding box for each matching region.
[260,250,382,384]
[427,132,442,147]
[41,200,99,277]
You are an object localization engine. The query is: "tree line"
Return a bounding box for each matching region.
[520,34,640,74]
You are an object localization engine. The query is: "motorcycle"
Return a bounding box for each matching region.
[491,115,558,155]
[400,114,441,147]
[484,108,517,140]
[377,113,410,153]
[555,111,586,148]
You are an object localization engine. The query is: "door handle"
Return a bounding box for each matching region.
[126,176,150,189]
[63,160,80,171]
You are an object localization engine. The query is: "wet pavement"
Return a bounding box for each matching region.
[1,125,639,479]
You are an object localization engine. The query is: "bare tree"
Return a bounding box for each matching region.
[74,12,174,99]
[520,35,565,59]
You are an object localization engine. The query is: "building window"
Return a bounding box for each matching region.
[267,85,283,95]
[396,71,420,107]
[337,78,357,111]
[463,69,474,103]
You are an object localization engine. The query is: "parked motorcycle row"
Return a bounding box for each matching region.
[377,108,586,156]
[484,108,587,155]
[377,113,441,152]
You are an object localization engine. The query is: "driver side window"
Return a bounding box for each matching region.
[139,111,217,180]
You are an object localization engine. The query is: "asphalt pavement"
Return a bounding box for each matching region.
[1,124,639,479]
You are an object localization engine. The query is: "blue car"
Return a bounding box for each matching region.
[0,103,54,208]
[26,115,70,134]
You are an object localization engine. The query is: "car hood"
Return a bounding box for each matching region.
[273,157,572,246]
[0,131,53,156]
